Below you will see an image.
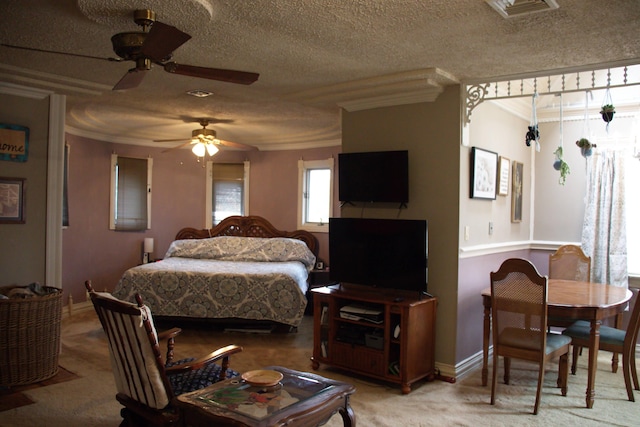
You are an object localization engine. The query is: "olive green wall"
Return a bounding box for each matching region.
[341,85,462,366]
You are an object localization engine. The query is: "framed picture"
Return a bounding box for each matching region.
[497,156,510,196]
[511,161,523,223]
[0,124,29,162]
[470,147,498,200]
[0,177,26,224]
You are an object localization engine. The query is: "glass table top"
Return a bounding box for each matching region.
[189,369,335,421]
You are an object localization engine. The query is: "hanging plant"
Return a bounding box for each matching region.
[527,93,540,151]
[576,138,596,157]
[525,125,539,147]
[600,104,615,123]
[601,87,615,133]
[553,146,570,185]
[579,91,594,156]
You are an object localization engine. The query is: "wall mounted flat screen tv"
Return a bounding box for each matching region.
[329,217,427,294]
[338,150,409,203]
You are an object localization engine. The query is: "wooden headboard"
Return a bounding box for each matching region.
[175,215,318,256]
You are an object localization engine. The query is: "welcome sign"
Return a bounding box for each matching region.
[0,124,29,162]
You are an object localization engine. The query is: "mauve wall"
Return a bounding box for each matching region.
[62,133,339,303]
[456,250,531,363]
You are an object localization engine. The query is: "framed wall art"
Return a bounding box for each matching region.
[511,161,523,223]
[0,177,26,224]
[470,147,498,200]
[0,124,29,162]
[497,156,510,196]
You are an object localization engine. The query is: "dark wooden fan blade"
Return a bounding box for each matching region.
[161,140,192,153]
[142,21,191,62]
[1,43,119,62]
[218,139,258,151]
[154,138,189,142]
[113,68,147,90]
[163,62,259,85]
[179,115,235,125]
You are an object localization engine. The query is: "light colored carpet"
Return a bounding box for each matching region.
[2,309,638,426]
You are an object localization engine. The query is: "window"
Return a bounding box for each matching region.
[206,161,249,228]
[109,154,152,231]
[626,153,640,275]
[297,158,334,232]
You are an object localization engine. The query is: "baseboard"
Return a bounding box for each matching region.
[61,300,93,319]
[436,347,491,382]
[439,343,640,383]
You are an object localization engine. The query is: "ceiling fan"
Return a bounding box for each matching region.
[1,9,259,90]
[157,118,258,157]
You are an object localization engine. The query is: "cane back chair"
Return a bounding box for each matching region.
[490,258,572,415]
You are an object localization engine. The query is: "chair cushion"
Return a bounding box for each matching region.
[548,315,588,325]
[167,358,240,396]
[562,320,626,346]
[499,328,570,353]
[546,333,572,353]
[95,297,169,409]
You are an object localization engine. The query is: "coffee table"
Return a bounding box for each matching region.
[175,365,356,426]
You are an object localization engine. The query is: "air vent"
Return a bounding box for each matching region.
[186,89,214,98]
[485,0,559,19]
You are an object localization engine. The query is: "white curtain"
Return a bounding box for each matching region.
[581,149,628,288]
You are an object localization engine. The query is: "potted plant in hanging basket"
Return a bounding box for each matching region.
[525,125,539,147]
[553,146,570,185]
[600,104,615,122]
[576,138,597,157]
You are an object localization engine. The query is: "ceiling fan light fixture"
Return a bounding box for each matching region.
[192,128,216,141]
[191,142,206,157]
[206,143,219,156]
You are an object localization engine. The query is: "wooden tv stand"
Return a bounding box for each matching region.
[310,284,436,394]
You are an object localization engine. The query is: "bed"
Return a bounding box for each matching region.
[112,216,318,330]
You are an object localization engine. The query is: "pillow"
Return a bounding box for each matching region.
[165,236,316,269]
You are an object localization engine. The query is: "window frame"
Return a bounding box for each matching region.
[205,160,250,228]
[109,154,152,231]
[625,152,639,276]
[297,157,334,233]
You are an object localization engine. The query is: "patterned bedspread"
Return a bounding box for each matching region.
[113,236,316,327]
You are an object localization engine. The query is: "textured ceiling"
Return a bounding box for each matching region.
[1,0,639,151]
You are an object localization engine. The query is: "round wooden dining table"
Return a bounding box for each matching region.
[481,279,632,409]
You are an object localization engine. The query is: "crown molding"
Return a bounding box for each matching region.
[0,64,108,96]
[287,68,459,111]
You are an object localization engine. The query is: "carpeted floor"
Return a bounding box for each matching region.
[0,367,80,412]
[1,308,638,426]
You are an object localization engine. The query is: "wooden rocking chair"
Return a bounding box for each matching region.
[85,280,243,427]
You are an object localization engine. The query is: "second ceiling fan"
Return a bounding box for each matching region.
[157,119,258,157]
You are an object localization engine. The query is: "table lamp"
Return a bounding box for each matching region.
[143,237,154,264]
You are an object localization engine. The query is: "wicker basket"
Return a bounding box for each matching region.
[0,286,63,386]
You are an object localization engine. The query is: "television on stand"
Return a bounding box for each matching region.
[328,217,428,297]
